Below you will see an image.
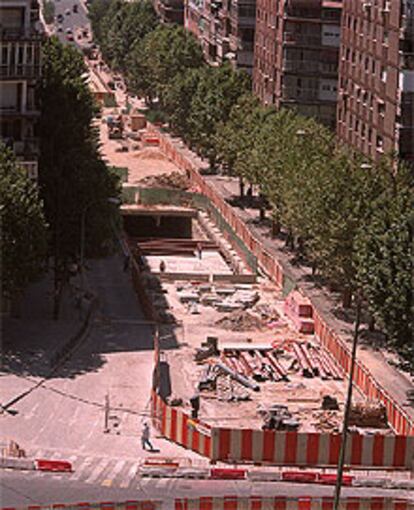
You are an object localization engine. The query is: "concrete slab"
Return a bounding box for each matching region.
[145,252,232,276]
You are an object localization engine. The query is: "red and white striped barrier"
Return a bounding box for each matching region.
[2,502,159,510]
[35,459,72,472]
[151,391,212,457]
[211,428,414,469]
[175,498,413,510]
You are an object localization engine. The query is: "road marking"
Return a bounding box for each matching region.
[106,459,126,480]
[83,458,109,484]
[69,457,93,481]
[119,462,138,488]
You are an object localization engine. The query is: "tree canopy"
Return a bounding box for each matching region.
[0,146,48,300]
[127,25,204,106]
[38,37,120,316]
[88,0,158,71]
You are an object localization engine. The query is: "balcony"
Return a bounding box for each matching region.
[0,137,39,158]
[0,63,41,79]
[0,27,43,41]
[282,85,319,101]
[283,32,322,47]
[282,59,337,75]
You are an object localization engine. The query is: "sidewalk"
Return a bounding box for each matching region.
[2,271,85,387]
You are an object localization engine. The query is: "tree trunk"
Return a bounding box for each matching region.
[239,177,244,198]
[368,316,375,332]
[342,287,352,308]
[271,218,280,238]
[311,261,317,276]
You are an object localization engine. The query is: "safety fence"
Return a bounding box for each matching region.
[175,498,413,510]
[2,502,160,510]
[210,428,414,469]
[3,499,412,510]
[151,390,212,458]
[313,310,414,436]
[147,124,414,445]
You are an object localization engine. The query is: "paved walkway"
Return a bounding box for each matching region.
[1,254,202,462]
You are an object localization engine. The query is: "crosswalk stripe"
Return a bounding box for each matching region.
[119,462,138,488]
[70,457,94,481]
[105,459,126,481]
[83,458,109,484]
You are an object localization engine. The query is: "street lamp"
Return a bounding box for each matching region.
[79,197,120,287]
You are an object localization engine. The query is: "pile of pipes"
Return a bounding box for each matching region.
[220,348,288,385]
[135,238,218,256]
[276,339,343,380]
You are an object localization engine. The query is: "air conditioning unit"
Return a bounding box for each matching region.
[362,2,372,10]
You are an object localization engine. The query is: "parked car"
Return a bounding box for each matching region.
[73,4,78,13]
[56,13,64,22]
[65,8,71,15]
[65,27,72,34]
[66,34,74,41]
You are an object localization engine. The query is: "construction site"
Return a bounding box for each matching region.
[121,189,391,439]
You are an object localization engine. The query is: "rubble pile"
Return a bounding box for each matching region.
[349,402,388,428]
[216,310,265,331]
[137,170,189,190]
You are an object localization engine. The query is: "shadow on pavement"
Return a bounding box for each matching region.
[1,254,159,380]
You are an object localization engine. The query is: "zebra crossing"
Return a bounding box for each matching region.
[29,448,142,489]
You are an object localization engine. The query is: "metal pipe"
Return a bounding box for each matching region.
[215,362,260,391]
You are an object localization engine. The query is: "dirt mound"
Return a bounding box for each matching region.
[216,310,264,331]
[134,148,170,161]
[137,171,189,190]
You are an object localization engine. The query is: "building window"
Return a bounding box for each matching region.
[380,67,387,82]
[378,101,385,116]
[376,135,384,149]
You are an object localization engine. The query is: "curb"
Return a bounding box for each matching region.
[49,294,98,370]
[0,457,35,470]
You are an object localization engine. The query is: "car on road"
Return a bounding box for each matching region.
[65,28,72,34]
[73,4,78,13]
[56,13,64,22]
[65,8,71,15]
[57,26,63,32]
[66,34,74,41]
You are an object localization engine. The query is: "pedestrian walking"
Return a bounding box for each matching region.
[141,422,154,451]
[123,254,130,272]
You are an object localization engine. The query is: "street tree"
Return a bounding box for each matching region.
[127,25,204,107]
[0,146,48,307]
[38,37,120,318]
[356,162,414,362]
[187,63,251,167]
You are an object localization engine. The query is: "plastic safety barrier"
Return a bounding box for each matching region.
[35,459,72,472]
[210,468,246,480]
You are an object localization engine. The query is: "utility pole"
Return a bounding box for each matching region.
[104,393,110,433]
[333,296,362,509]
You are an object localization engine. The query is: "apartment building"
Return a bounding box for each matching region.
[153,0,184,24]
[253,0,342,129]
[0,0,43,179]
[337,0,414,162]
[184,0,256,74]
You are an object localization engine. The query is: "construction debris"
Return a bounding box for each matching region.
[322,395,339,410]
[216,311,264,331]
[349,402,388,428]
[137,171,189,190]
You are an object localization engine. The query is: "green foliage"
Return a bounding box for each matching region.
[0,146,48,299]
[356,164,414,360]
[43,0,55,24]
[38,37,120,304]
[163,68,204,140]
[127,25,204,106]
[186,64,251,166]
[89,0,158,71]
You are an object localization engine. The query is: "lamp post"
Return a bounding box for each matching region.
[333,295,362,509]
[80,197,120,288]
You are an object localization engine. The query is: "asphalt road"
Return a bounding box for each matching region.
[49,0,90,47]
[2,470,412,507]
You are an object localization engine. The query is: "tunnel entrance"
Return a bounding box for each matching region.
[122,205,196,239]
